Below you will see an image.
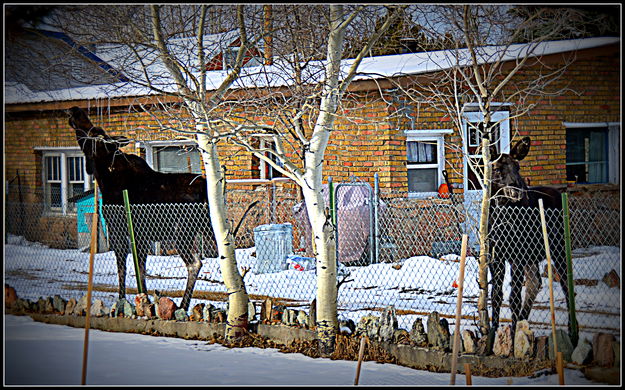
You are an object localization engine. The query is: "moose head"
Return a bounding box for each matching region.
[490,136,531,206]
[67,106,130,174]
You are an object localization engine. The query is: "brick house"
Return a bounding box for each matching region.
[4,36,620,247]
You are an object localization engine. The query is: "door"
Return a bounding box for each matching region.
[462,111,510,251]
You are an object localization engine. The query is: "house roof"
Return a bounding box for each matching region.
[5,28,129,93]
[5,36,619,105]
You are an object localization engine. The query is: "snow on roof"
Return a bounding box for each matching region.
[5,36,619,105]
[350,36,620,81]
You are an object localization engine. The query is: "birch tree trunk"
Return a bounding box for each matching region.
[197,132,250,340]
[476,137,492,337]
[304,4,345,356]
[149,5,250,340]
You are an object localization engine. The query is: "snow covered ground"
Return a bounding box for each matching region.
[4,314,606,386]
[4,234,621,342]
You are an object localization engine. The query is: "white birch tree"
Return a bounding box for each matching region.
[209,4,408,355]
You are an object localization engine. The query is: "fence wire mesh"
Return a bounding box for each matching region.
[5,182,621,348]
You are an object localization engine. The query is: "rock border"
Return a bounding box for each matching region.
[10,310,549,378]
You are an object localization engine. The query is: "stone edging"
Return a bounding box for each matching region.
[21,312,550,378]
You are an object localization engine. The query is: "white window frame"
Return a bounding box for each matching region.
[255,135,285,180]
[562,121,620,184]
[35,146,91,215]
[405,129,453,198]
[140,140,202,174]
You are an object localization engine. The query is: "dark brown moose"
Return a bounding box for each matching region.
[68,106,217,311]
[487,136,573,348]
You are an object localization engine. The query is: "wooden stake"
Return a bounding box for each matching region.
[539,199,564,385]
[464,363,472,386]
[354,336,368,385]
[556,351,565,385]
[81,183,99,385]
[450,235,469,385]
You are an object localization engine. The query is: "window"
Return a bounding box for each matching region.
[405,130,452,196]
[37,148,91,214]
[223,46,262,70]
[564,122,620,184]
[258,138,285,180]
[142,141,202,174]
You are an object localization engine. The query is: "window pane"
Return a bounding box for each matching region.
[69,183,86,199]
[67,183,86,212]
[467,122,500,155]
[408,168,438,192]
[46,183,62,208]
[67,156,84,181]
[46,156,61,181]
[566,127,608,183]
[155,146,202,174]
[407,141,437,164]
[265,151,285,179]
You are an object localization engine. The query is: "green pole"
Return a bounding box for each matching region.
[329,177,336,226]
[123,189,143,294]
[561,192,578,347]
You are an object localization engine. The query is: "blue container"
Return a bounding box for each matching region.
[253,223,293,274]
[75,192,106,235]
[72,190,108,251]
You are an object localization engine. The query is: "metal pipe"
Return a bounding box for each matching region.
[123,189,143,294]
[561,192,578,347]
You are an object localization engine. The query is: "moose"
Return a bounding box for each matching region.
[487,136,572,344]
[68,106,217,310]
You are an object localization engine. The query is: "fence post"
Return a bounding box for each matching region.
[329,177,336,226]
[450,234,469,385]
[123,189,143,294]
[373,173,379,264]
[561,192,579,347]
[539,198,563,385]
[328,177,339,265]
[270,180,276,224]
[81,182,99,385]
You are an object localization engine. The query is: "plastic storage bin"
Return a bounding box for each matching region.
[253,223,293,274]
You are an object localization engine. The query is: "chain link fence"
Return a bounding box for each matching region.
[5,181,620,345]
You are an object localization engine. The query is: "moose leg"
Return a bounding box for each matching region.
[489,259,505,332]
[180,252,202,311]
[115,251,127,299]
[136,251,149,296]
[553,254,573,340]
[520,262,541,321]
[508,262,525,340]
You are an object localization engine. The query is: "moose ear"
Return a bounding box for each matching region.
[510,137,531,161]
